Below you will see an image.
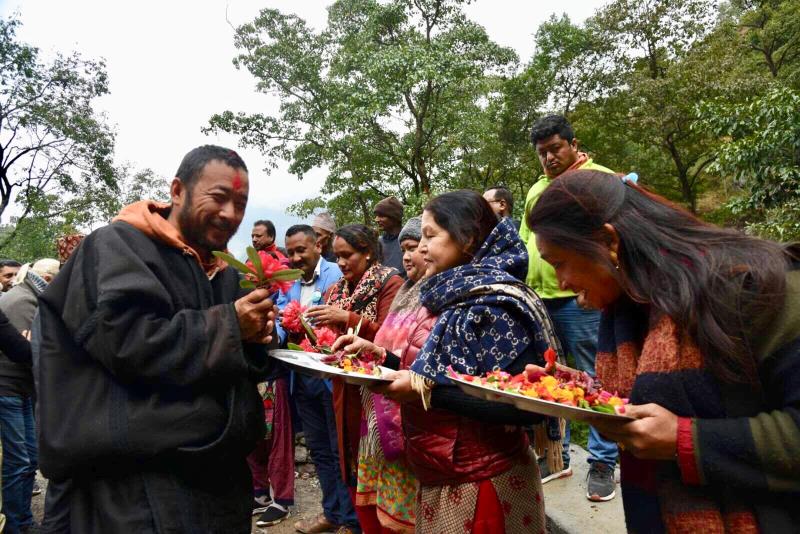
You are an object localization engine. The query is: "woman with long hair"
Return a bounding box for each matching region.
[306,223,404,530]
[527,170,800,532]
[363,190,562,533]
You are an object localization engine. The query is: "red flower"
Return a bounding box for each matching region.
[282,300,307,334]
[246,251,296,294]
[314,327,338,349]
[299,338,318,353]
[544,347,557,374]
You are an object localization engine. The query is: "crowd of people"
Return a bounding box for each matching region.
[0,115,795,533]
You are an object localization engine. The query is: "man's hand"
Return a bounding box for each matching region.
[234,289,277,344]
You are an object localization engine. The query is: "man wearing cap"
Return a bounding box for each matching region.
[373,197,404,274]
[312,213,337,264]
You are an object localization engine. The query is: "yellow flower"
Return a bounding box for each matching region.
[607,396,624,407]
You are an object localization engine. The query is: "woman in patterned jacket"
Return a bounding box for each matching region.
[340,190,563,533]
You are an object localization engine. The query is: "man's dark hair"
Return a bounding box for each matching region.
[0,260,21,268]
[175,145,247,191]
[530,115,575,145]
[254,219,276,239]
[486,185,514,214]
[286,224,317,242]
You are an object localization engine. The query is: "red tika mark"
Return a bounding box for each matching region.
[232,173,243,191]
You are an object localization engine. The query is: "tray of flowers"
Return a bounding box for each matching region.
[446,349,633,425]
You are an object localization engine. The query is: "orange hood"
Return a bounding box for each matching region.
[113,200,225,278]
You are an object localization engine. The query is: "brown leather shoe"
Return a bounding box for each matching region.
[294,513,337,534]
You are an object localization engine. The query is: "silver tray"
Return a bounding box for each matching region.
[448,374,633,426]
[270,349,394,386]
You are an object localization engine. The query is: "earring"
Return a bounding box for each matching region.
[610,251,620,270]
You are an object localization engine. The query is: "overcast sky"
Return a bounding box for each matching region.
[0,0,607,256]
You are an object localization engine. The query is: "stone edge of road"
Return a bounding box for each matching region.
[543,444,626,534]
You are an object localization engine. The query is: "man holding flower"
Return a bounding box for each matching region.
[36,145,279,534]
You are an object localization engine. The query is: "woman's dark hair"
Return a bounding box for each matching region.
[527,170,798,385]
[335,224,382,266]
[424,190,498,257]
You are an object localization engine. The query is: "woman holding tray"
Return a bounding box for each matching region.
[305,223,404,516]
[527,169,800,533]
[337,191,563,533]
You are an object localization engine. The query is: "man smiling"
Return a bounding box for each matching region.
[519,115,619,502]
[37,145,278,533]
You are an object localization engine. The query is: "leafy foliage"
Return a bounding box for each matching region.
[0,15,118,248]
[207,0,517,223]
[697,86,800,240]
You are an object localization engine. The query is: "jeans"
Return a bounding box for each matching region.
[294,376,359,529]
[0,395,37,533]
[544,298,618,468]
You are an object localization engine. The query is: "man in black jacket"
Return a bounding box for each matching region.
[37,145,279,533]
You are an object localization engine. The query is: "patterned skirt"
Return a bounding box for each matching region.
[416,449,545,534]
[356,390,417,533]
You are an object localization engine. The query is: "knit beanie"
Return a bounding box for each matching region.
[312,212,336,234]
[398,216,422,243]
[373,196,404,223]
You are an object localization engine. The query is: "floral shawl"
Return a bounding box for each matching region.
[326,263,397,324]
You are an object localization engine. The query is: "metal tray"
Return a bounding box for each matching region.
[448,374,634,425]
[270,349,394,386]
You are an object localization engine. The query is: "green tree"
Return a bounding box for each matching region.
[568,1,760,211]
[207,0,517,221]
[0,165,168,263]
[735,0,800,82]
[0,16,116,248]
[697,86,800,240]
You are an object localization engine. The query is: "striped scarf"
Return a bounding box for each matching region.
[597,297,760,533]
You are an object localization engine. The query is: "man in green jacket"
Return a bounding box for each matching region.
[520,115,619,502]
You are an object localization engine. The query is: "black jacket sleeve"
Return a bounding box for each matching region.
[430,385,544,425]
[0,308,31,364]
[62,225,272,387]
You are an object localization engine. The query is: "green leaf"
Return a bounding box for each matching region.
[239,279,256,289]
[287,342,305,351]
[270,268,304,281]
[300,315,317,344]
[246,246,265,283]
[213,251,252,274]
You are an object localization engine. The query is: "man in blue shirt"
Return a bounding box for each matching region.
[274,225,359,534]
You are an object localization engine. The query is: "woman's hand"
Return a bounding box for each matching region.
[370,370,420,403]
[305,305,350,328]
[524,363,580,379]
[331,334,381,356]
[592,403,678,461]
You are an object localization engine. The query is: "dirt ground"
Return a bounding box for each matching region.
[32,442,327,534]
